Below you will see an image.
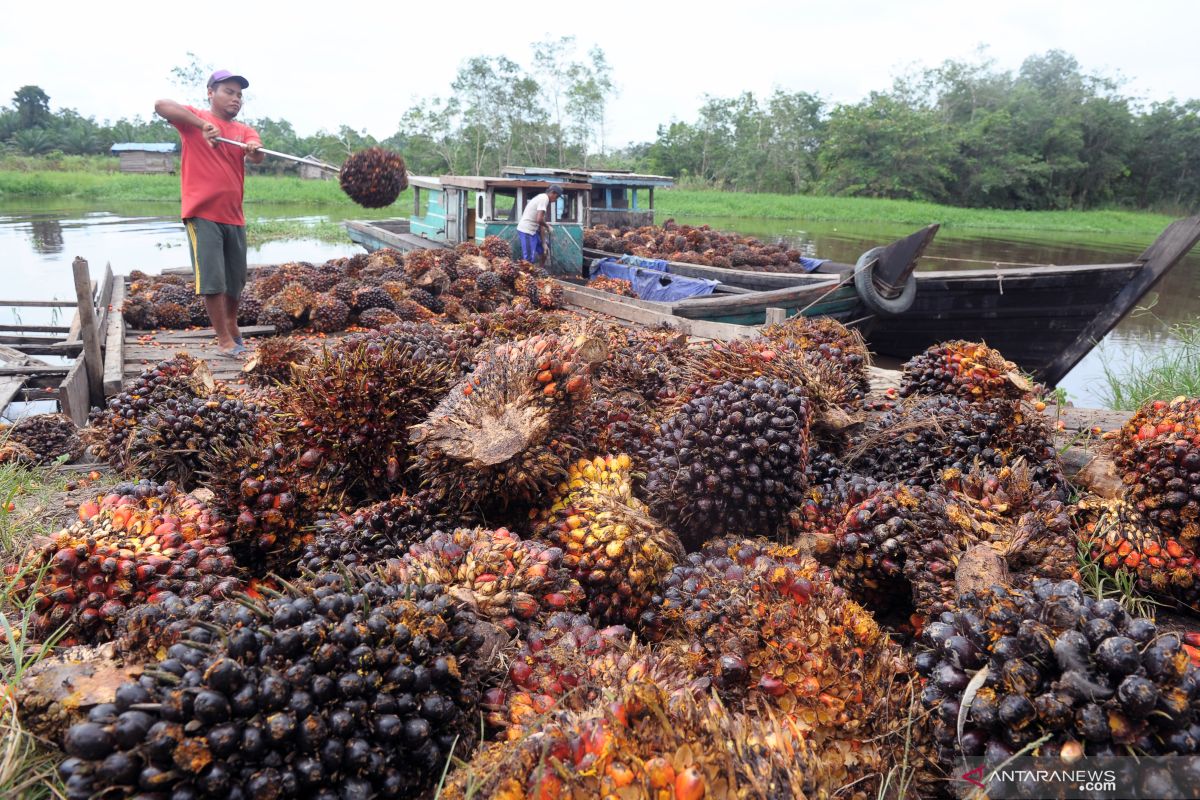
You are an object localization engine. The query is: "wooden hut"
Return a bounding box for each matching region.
[298,156,332,180]
[110,143,177,174]
[502,166,674,227]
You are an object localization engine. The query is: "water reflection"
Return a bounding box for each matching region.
[28,217,64,254]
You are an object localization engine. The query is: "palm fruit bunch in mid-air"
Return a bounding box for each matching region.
[297,491,444,574]
[3,413,84,464]
[410,331,601,514]
[338,146,408,208]
[5,481,241,645]
[1112,396,1200,545]
[531,454,685,626]
[641,377,811,547]
[241,336,312,387]
[277,332,462,500]
[900,339,1032,401]
[124,393,264,489]
[381,527,584,637]
[443,682,814,800]
[847,393,1062,491]
[85,354,208,471]
[918,579,1200,775]
[58,573,488,800]
[1075,495,1200,611]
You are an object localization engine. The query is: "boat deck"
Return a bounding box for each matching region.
[121,324,281,384]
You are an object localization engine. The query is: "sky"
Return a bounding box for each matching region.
[3,0,1199,148]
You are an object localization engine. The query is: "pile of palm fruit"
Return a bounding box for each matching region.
[120,238,563,333]
[584,218,814,272]
[14,292,1200,800]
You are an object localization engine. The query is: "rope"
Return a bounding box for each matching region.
[794,256,873,317]
[920,255,1055,269]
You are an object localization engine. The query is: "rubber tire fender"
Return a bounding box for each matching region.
[853,246,917,316]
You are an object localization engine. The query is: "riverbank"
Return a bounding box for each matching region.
[0,168,1179,237]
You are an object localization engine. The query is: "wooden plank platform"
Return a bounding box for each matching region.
[122,327,277,384]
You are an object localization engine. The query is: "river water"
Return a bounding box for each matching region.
[2,201,1196,409]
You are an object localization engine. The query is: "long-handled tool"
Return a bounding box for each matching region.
[214,136,340,173]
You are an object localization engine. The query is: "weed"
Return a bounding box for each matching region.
[1075,538,1159,619]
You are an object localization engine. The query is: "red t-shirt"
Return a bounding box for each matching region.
[171,106,260,226]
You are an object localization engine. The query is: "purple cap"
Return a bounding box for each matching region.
[207,70,249,89]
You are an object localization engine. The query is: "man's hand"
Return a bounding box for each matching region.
[245,141,261,155]
[245,141,265,164]
[201,121,220,147]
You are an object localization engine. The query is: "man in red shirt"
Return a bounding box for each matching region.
[155,70,264,356]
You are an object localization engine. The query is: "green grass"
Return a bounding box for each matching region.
[0,168,1179,236]
[1098,319,1200,410]
[244,218,348,245]
[655,189,1177,235]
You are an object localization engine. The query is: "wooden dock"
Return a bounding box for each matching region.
[120,324,277,384]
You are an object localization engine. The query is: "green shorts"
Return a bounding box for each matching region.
[185,217,247,296]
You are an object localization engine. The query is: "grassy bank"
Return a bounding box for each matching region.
[1099,322,1200,410]
[0,169,1179,236]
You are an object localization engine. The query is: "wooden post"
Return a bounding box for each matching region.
[765,307,788,326]
[71,257,105,409]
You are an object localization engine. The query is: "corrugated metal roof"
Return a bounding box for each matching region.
[110,143,178,153]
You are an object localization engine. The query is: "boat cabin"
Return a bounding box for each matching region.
[407,175,591,274]
[502,166,674,228]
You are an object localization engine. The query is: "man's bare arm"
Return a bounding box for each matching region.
[155,99,219,146]
[245,141,265,165]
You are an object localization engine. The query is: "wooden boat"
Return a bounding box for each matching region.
[346,205,1200,386]
[501,166,674,228]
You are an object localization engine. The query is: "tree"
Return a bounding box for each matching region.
[12,127,56,155]
[12,85,50,130]
[169,52,214,105]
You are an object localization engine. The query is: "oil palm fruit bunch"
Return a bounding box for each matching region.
[6,481,241,645]
[257,301,295,334]
[153,301,191,330]
[241,336,312,387]
[338,146,408,208]
[482,613,699,740]
[642,377,811,547]
[0,439,36,465]
[586,274,636,296]
[525,277,563,309]
[58,572,487,800]
[1075,495,1200,610]
[236,295,262,326]
[344,320,470,365]
[4,412,84,464]
[307,295,350,333]
[188,298,211,326]
[330,278,361,305]
[402,248,437,280]
[848,395,1062,490]
[410,332,601,514]
[595,326,688,403]
[918,579,1200,767]
[201,438,341,571]
[85,354,207,470]
[900,339,1032,401]
[153,282,194,307]
[531,454,685,626]
[125,393,264,489]
[350,285,398,314]
[444,682,812,800]
[456,306,566,350]
[481,234,512,259]
[120,296,157,329]
[1113,396,1200,545]
[787,449,880,542]
[356,307,400,328]
[298,491,446,573]
[761,315,869,371]
[269,281,315,324]
[382,527,584,637]
[279,335,460,500]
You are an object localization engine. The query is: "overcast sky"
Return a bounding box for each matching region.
[3,0,1198,148]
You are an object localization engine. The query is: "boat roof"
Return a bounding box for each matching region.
[409,174,591,191]
[503,165,674,187]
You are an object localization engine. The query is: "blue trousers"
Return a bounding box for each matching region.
[518,231,543,262]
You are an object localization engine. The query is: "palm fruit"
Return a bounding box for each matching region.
[444,681,818,800]
[0,439,36,465]
[761,315,869,373]
[278,333,460,500]
[919,579,1200,766]
[187,298,210,326]
[331,278,361,305]
[848,394,1062,491]
[456,306,566,349]
[350,285,397,313]
[482,613,699,740]
[641,377,811,547]
[153,283,193,307]
[271,281,315,322]
[305,294,348,333]
[595,325,688,403]
[481,234,512,259]
[402,248,437,280]
[241,336,312,387]
[356,306,401,328]
[5,413,84,464]
[382,527,584,636]
[5,480,241,644]
[154,301,191,329]
[530,277,563,309]
[298,491,445,573]
[586,274,636,296]
[235,295,262,326]
[257,300,295,333]
[410,332,601,514]
[406,287,443,314]
[338,146,408,208]
[788,448,880,542]
[900,339,1032,401]
[532,454,685,626]
[1113,396,1200,545]
[59,572,487,800]
[1075,496,1200,610]
[85,354,207,470]
[124,393,264,488]
[120,296,157,329]
[365,247,404,273]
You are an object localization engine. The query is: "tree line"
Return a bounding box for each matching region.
[3,47,1198,212]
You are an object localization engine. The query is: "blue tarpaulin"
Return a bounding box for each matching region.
[591,258,719,302]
